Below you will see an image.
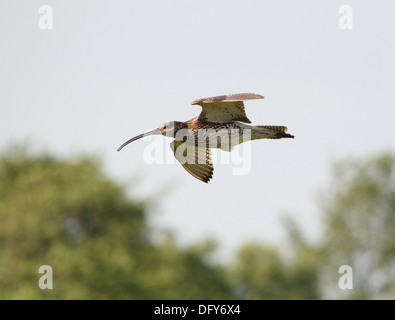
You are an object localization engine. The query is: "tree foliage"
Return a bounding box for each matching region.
[0,148,229,299]
[320,153,395,299]
[229,242,319,299]
[1,147,393,299]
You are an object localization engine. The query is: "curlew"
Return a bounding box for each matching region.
[117,93,294,183]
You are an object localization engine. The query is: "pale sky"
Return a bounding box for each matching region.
[1,1,394,258]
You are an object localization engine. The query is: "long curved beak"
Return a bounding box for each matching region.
[117,128,161,152]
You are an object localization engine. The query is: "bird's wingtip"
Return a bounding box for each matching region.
[191,93,264,105]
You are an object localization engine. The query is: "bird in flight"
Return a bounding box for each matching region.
[117,93,294,183]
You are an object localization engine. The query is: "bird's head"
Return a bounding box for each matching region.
[159,121,178,137]
[117,121,183,152]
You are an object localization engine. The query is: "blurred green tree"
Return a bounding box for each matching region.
[228,242,319,299]
[318,153,395,299]
[2,146,393,300]
[229,152,395,300]
[0,147,230,299]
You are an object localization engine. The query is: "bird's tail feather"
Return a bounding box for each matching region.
[255,125,294,139]
[257,125,288,133]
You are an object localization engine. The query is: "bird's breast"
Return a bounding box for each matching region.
[175,122,252,151]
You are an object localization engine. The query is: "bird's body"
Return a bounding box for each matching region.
[118,93,294,183]
[169,118,291,150]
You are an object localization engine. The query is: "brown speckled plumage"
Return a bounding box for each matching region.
[118,93,294,183]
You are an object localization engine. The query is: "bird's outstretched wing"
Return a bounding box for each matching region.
[192,93,264,123]
[170,140,213,183]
